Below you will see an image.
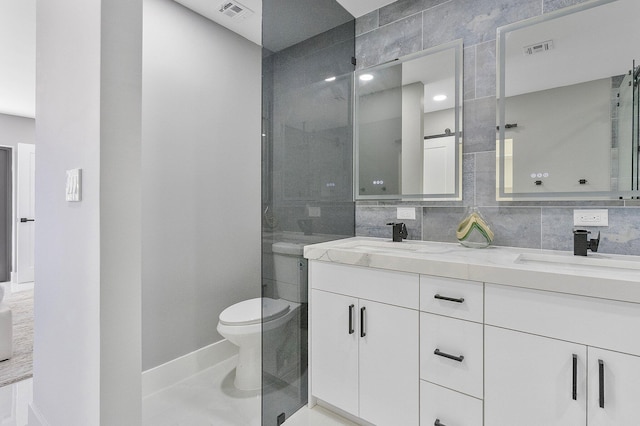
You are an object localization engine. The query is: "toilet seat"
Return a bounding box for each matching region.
[219,297,290,326]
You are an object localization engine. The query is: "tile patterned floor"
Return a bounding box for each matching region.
[0,358,353,426]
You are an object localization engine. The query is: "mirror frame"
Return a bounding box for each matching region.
[354,39,463,201]
[496,0,639,201]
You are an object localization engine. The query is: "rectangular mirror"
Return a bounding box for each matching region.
[355,40,463,200]
[497,0,640,200]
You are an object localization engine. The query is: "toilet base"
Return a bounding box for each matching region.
[234,342,261,391]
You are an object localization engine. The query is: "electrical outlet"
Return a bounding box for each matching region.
[573,209,608,227]
[397,207,416,220]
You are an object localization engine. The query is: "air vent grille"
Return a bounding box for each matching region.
[219,1,254,20]
[523,40,554,56]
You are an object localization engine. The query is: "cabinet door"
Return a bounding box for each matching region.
[310,289,359,416]
[485,326,587,426]
[588,347,640,425]
[359,300,419,426]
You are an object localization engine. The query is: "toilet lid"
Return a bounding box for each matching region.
[219,298,290,326]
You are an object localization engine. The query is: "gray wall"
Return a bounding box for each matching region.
[142,0,261,370]
[354,0,640,255]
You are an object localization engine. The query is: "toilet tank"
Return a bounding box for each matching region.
[271,242,308,303]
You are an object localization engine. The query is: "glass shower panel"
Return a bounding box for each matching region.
[261,1,355,424]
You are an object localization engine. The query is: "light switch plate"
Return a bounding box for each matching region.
[308,206,321,217]
[65,169,82,202]
[397,207,416,220]
[573,209,608,227]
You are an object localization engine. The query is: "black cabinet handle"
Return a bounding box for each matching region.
[360,307,366,338]
[434,419,446,426]
[434,348,464,362]
[348,304,354,335]
[434,294,464,304]
[599,359,605,408]
[572,354,577,400]
[20,218,35,223]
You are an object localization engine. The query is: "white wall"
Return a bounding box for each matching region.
[141,0,261,370]
[0,0,35,118]
[32,0,142,424]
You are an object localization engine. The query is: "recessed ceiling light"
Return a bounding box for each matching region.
[324,76,336,82]
[359,74,374,81]
[433,94,447,101]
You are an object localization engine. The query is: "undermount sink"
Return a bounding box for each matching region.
[515,252,640,272]
[336,239,456,255]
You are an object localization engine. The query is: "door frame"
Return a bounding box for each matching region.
[0,146,12,284]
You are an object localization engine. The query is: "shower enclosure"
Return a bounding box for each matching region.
[261,1,355,424]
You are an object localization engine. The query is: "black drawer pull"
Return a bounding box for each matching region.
[599,359,605,408]
[360,307,366,338]
[572,354,577,400]
[434,420,446,426]
[434,294,464,304]
[434,348,464,362]
[348,304,355,335]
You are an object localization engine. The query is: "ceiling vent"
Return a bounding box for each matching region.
[523,40,554,56]
[219,1,254,20]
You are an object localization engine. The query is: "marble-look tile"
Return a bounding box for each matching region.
[355,13,422,69]
[0,378,31,426]
[462,153,476,206]
[541,208,574,251]
[475,151,499,207]
[423,207,468,242]
[356,206,422,240]
[481,207,542,249]
[542,207,640,255]
[143,357,261,426]
[463,96,497,153]
[600,208,640,255]
[356,10,379,36]
[463,45,476,100]
[475,41,496,98]
[543,0,590,14]
[379,0,449,26]
[422,0,541,50]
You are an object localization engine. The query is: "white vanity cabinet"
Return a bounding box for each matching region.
[485,283,640,426]
[309,261,420,426]
[419,276,484,426]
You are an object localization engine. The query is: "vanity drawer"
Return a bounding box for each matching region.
[420,380,483,426]
[420,312,483,398]
[485,283,640,356]
[310,261,419,309]
[420,275,483,323]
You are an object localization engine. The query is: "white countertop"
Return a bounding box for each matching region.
[304,237,640,304]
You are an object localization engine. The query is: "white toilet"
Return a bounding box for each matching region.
[217,241,306,391]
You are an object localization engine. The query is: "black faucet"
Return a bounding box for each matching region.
[386,222,408,242]
[573,229,600,256]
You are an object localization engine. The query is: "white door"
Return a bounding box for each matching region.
[359,300,419,426]
[485,326,587,426]
[423,135,455,194]
[17,143,35,284]
[310,289,359,417]
[587,347,640,425]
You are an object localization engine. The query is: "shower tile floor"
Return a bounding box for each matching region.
[143,355,357,426]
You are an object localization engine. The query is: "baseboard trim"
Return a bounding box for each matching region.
[142,339,237,397]
[28,402,51,426]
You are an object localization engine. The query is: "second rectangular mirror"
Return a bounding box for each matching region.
[355,40,463,200]
[497,0,640,200]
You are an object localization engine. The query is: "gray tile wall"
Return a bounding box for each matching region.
[354,0,640,255]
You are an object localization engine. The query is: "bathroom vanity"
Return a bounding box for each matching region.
[305,237,640,426]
